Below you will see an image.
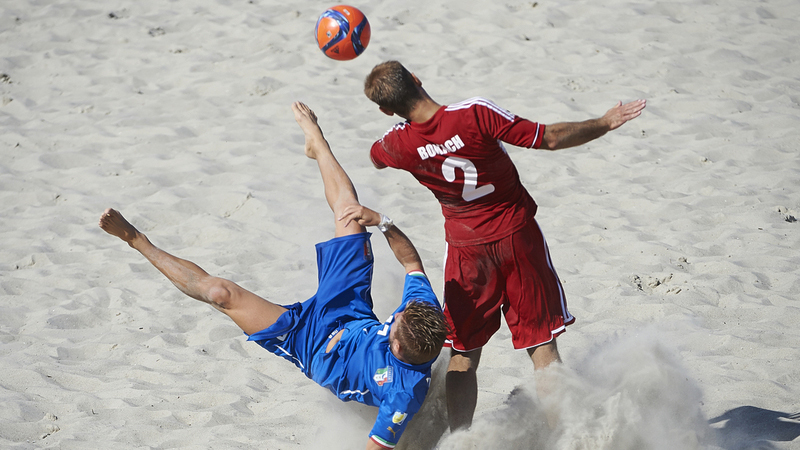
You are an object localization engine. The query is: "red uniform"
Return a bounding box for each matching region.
[370,97,574,351]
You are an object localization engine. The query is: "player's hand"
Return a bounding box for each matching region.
[601,99,646,130]
[338,205,382,228]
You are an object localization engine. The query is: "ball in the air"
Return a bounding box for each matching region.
[315,5,371,61]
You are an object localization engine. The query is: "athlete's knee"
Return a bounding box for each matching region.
[205,278,238,311]
[448,348,481,372]
[529,340,562,369]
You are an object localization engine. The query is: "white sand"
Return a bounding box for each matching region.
[2,0,799,448]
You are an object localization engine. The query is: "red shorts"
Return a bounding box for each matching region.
[442,219,575,351]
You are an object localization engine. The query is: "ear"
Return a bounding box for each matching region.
[391,338,404,360]
[379,106,395,117]
[411,73,422,87]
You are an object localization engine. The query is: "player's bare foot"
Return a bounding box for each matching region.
[99,208,143,246]
[292,101,327,160]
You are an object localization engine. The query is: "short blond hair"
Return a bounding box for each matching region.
[394,300,448,365]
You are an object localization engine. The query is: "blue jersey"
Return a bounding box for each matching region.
[246,233,441,448]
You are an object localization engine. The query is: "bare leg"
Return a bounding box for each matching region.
[528,339,561,370]
[292,101,365,237]
[528,339,562,426]
[446,348,482,431]
[98,208,287,335]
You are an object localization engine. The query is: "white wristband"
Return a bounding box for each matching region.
[378,214,394,233]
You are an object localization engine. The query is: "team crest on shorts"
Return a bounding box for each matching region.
[373,366,393,386]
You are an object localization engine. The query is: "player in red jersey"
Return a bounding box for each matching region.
[363,61,646,431]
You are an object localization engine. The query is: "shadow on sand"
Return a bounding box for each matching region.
[710,406,800,450]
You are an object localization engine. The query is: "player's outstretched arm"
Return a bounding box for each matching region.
[540,99,646,150]
[339,205,424,274]
[381,224,424,274]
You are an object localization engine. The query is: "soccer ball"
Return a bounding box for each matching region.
[315,5,371,61]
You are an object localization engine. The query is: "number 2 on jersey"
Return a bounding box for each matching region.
[442,157,495,202]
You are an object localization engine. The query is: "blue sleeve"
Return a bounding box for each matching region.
[400,272,440,311]
[369,390,421,449]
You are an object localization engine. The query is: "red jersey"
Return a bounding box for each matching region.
[370,97,546,246]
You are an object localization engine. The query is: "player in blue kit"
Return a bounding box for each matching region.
[98,102,448,450]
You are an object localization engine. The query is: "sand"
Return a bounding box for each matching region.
[1,0,799,449]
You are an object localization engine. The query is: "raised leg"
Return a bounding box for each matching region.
[292,101,365,237]
[98,208,287,335]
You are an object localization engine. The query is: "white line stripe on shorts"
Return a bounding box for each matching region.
[535,221,574,323]
[276,345,305,370]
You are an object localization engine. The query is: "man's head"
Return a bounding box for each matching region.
[364,61,425,118]
[389,299,449,365]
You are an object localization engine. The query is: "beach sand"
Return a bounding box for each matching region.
[1,0,799,448]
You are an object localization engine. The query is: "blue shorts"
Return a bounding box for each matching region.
[246,232,377,377]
